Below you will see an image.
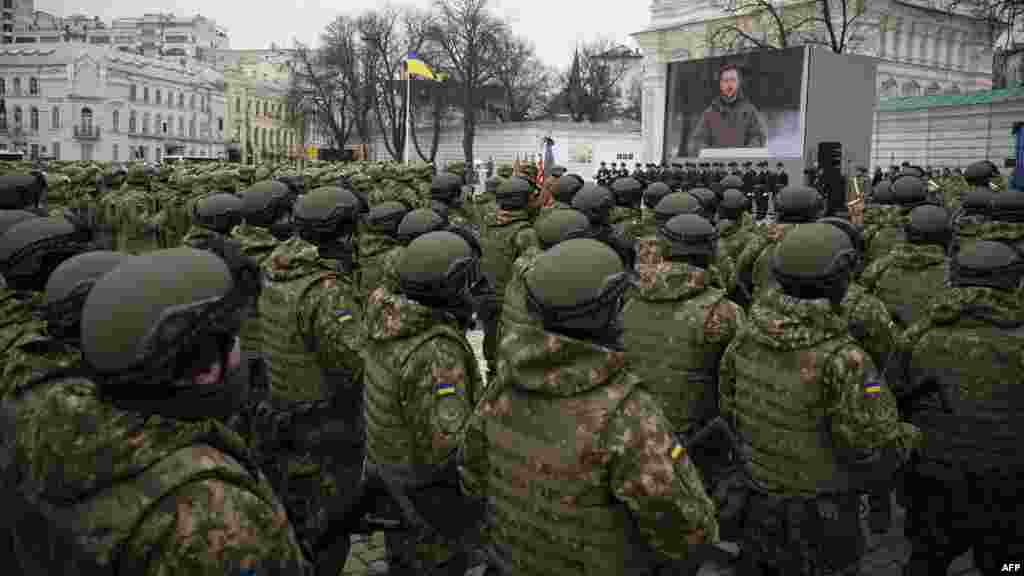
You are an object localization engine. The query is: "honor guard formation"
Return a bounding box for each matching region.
[0,156,1020,576]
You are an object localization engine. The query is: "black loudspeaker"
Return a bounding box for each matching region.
[817,142,845,216]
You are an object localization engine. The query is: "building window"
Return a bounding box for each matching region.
[143,86,149,103]
[129,111,137,133]
[29,106,37,131]
[155,147,161,162]
[217,117,223,131]
[112,109,119,132]
[52,141,59,160]
[0,78,5,96]
[201,96,206,112]
[112,143,118,161]
[129,84,137,101]
[0,109,6,130]
[30,143,37,159]
[13,105,21,126]
[190,94,195,109]
[178,92,184,108]
[236,97,240,113]
[29,76,38,95]
[155,89,161,105]
[50,106,60,129]
[178,116,184,134]
[143,113,150,134]
[189,118,195,138]
[12,77,20,94]
[162,119,168,134]
[2,0,11,9]
[80,107,93,131]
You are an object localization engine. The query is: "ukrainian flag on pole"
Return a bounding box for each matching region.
[405,52,436,80]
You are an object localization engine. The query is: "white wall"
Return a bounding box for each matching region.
[872,96,1023,168]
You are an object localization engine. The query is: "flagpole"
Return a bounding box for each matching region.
[404,66,411,164]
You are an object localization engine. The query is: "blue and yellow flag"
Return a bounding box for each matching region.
[435,382,456,397]
[405,52,436,80]
[863,380,882,398]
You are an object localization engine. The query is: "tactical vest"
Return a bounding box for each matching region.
[480,216,532,296]
[238,247,277,360]
[362,323,480,479]
[500,252,540,330]
[622,290,726,431]
[260,271,337,404]
[484,373,658,576]
[904,322,1024,476]
[864,224,906,265]
[864,256,946,327]
[4,378,274,574]
[728,334,853,496]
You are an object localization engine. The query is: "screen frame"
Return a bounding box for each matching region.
[660,45,810,164]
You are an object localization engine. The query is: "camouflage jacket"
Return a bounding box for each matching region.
[860,243,949,327]
[719,287,921,496]
[634,235,732,291]
[840,282,897,375]
[231,222,280,265]
[0,377,311,574]
[181,224,223,249]
[0,289,78,398]
[460,321,719,568]
[977,220,1024,251]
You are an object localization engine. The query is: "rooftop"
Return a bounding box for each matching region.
[877,84,1024,111]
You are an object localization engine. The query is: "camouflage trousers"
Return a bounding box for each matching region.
[903,463,1023,576]
[737,490,864,576]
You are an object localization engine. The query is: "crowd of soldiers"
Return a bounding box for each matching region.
[0,153,1020,576]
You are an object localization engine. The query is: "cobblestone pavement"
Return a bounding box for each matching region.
[342,330,981,576]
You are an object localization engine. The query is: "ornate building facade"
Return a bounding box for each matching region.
[631,0,1002,162]
[218,49,301,163]
[0,43,226,161]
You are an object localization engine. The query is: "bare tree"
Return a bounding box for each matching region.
[706,0,871,55]
[490,29,553,121]
[429,0,505,169]
[558,39,630,122]
[321,16,374,144]
[623,77,642,122]
[286,40,353,151]
[928,0,1021,87]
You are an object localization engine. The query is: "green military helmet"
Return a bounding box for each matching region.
[523,238,631,342]
[0,216,94,292]
[719,174,744,191]
[241,180,293,229]
[951,240,1023,291]
[964,160,997,186]
[775,185,824,223]
[397,230,479,308]
[192,193,244,235]
[771,222,856,301]
[430,173,464,205]
[44,250,135,343]
[555,174,585,205]
[905,204,952,248]
[658,213,717,259]
[900,165,925,179]
[990,190,1024,222]
[653,192,702,227]
[81,247,245,397]
[550,165,567,178]
[611,177,644,208]
[871,180,896,205]
[818,217,865,256]
[397,208,447,245]
[497,176,533,211]
[0,173,46,210]
[0,209,38,236]
[534,208,592,250]
[496,163,514,178]
[642,181,671,210]
[366,201,410,238]
[571,183,616,226]
[892,175,927,206]
[962,187,994,216]
[293,186,361,240]
[688,188,719,220]
[718,188,750,220]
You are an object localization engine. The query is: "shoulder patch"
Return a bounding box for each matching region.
[863,379,882,398]
[670,438,686,461]
[335,308,353,323]
[435,382,456,397]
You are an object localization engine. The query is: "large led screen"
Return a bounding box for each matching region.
[664,46,806,160]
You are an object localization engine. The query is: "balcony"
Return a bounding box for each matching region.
[73,125,100,139]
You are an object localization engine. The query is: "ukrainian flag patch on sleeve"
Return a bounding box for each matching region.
[435,382,456,397]
[336,308,353,323]
[863,380,882,398]
[670,440,685,461]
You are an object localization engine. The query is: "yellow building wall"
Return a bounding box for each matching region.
[223,55,301,164]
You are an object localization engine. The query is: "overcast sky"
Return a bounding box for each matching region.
[36,0,648,69]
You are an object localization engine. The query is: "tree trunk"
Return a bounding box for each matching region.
[462,86,475,172]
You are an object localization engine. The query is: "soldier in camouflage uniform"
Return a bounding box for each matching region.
[719,223,921,576]
[622,213,744,501]
[861,179,902,264]
[863,174,929,269]
[635,181,672,239]
[860,205,952,328]
[181,192,244,249]
[460,238,720,576]
[951,185,992,252]
[0,247,311,574]
[430,172,478,232]
[250,186,367,571]
[574,183,637,270]
[647,192,736,296]
[99,164,160,254]
[362,231,485,575]
[977,189,1024,254]
[542,173,584,215]
[358,201,409,300]
[716,188,754,275]
[609,177,644,242]
[501,208,592,333]
[735,185,823,303]
[896,241,1024,576]
[689,187,720,223]
[0,217,95,397]
[479,177,541,370]
[0,173,48,216]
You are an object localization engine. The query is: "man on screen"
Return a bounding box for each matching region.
[687,64,767,155]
